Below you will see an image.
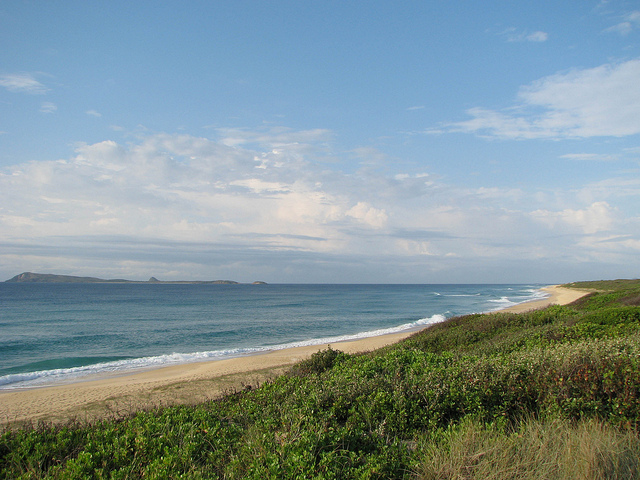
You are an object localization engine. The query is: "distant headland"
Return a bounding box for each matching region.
[5,272,267,285]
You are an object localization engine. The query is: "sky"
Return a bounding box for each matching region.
[0,1,639,284]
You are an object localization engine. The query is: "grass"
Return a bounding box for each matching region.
[1,279,640,478]
[417,417,640,480]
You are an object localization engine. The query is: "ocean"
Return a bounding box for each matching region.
[0,283,547,390]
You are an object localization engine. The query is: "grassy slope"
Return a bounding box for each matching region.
[2,280,640,479]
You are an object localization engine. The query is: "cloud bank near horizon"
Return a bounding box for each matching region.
[1,121,637,283]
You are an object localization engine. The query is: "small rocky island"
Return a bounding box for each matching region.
[6,272,267,285]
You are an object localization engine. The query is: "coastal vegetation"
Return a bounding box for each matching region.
[2,280,640,478]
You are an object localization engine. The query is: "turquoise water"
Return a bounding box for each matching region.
[0,283,546,389]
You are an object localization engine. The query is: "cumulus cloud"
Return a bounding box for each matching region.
[438,58,640,139]
[531,202,615,234]
[345,202,388,228]
[0,133,389,255]
[0,73,48,94]
[0,130,637,282]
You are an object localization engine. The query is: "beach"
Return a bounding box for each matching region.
[498,284,588,313]
[0,285,588,427]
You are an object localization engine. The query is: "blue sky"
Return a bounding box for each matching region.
[0,1,639,283]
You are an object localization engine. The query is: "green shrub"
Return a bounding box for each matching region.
[288,345,350,377]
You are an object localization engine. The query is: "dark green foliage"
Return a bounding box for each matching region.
[288,345,349,377]
[565,279,640,291]
[567,279,640,311]
[2,279,640,478]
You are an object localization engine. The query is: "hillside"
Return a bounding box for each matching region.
[2,279,640,479]
[5,272,251,285]
[5,272,132,283]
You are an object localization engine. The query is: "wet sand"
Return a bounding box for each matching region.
[0,284,589,427]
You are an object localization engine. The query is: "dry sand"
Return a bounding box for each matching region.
[0,284,589,427]
[499,285,589,313]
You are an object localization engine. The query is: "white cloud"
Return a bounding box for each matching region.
[604,10,640,35]
[0,133,388,255]
[531,201,615,234]
[86,110,102,117]
[498,28,549,42]
[396,239,435,256]
[575,176,640,205]
[559,153,617,161]
[345,202,388,228]
[230,178,290,194]
[526,31,548,42]
[441,58,640,139]
[1,130,638,282]
[40,102,57,114]
[0,73,48,94]
[215,126,332,149]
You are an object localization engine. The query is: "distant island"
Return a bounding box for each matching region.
[5,272,267,285]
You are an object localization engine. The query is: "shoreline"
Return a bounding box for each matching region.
[0,285,589,427]
[496,284,588,314]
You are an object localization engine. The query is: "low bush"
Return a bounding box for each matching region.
[287,345,350,377]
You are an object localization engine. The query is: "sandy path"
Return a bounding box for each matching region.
[0,285,589,427]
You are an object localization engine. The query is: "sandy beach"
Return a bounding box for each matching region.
[498,285,589,313]
[0,285,589,427]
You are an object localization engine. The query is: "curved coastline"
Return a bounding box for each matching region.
[0,285,589,426]
[495,285,587,313]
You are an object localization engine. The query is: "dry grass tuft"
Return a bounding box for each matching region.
[417,417,640,480]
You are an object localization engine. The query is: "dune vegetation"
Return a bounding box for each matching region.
[2,280,640,479]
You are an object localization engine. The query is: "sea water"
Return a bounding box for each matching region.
[0,283,547,390]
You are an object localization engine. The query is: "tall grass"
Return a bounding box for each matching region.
[417,417,640,480]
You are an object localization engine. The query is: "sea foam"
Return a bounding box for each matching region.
[0,314,446,390]
[484,288,549,312]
